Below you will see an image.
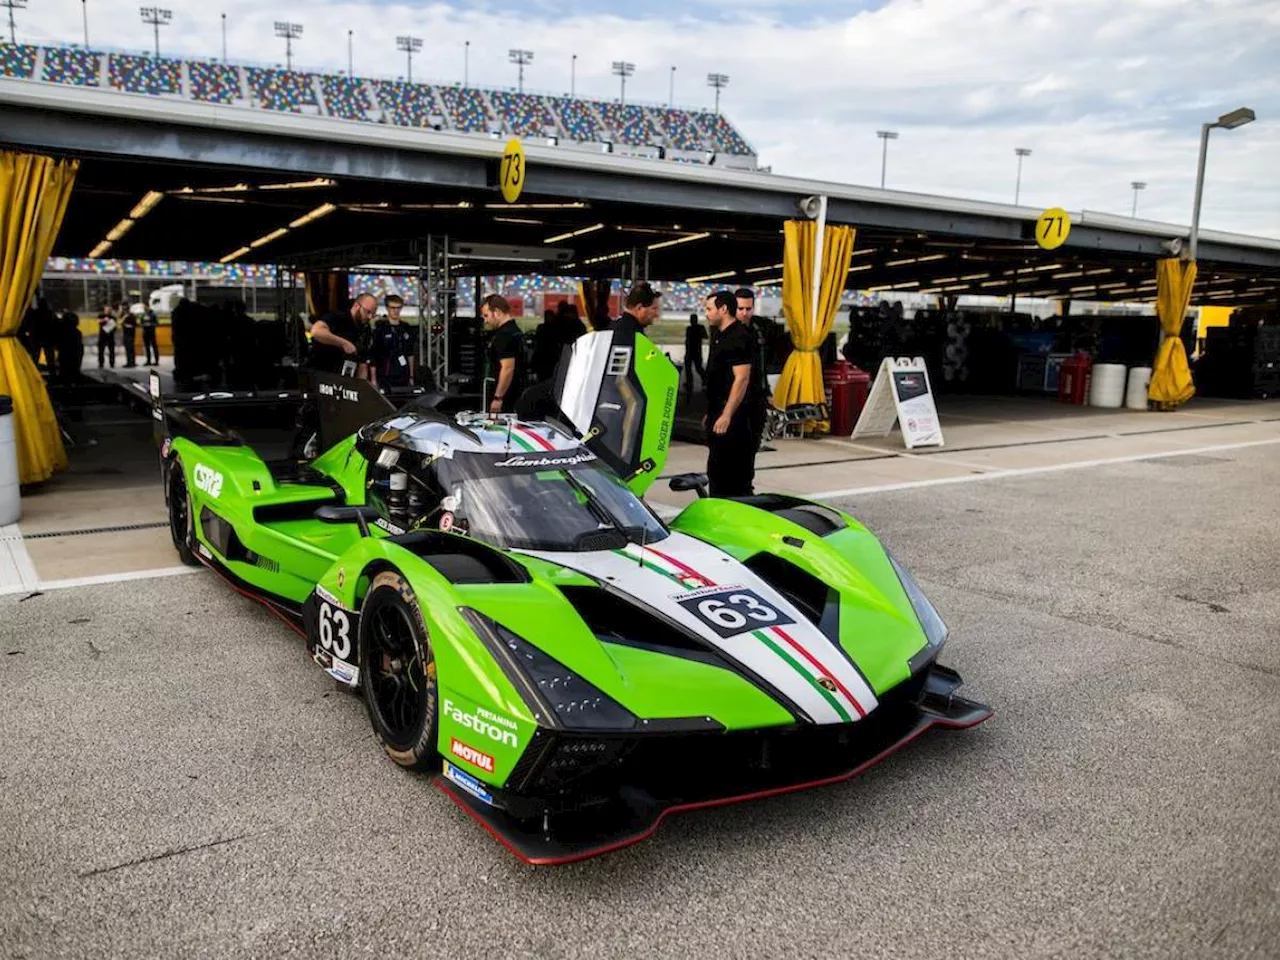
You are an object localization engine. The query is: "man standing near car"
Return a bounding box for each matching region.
[703,289,760,497]
[613,281,662,340]
[121,304,139,368]
[735,287,770,449]
[308,292,376,377]
[481,294,527,415]
[369,294,416,390]
[141,303,160,366]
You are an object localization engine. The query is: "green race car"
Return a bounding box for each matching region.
[153,329,990,863]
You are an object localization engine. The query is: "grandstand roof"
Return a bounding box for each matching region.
[2,77,1278,306]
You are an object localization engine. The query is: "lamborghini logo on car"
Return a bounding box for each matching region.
[818,677,838,692]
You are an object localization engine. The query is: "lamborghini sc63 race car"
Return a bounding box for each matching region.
[154,330,990,864]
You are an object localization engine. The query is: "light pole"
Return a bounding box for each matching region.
[1130,181,1146,217]
[397,35,422,83]
[3,0,26,45]
[706,72,728,115]
[274,21,303,72]
[139,7,172,58]
[347,30,352,77]
[464,40,470,86]
[669,65,676,108]
[1189,107,1255,261]
[1014,147,1032,204]
[612,61,634,105]
[570,54,577,97]
[876,130,898,189]
[220,12,226,60]
[509,49,533,94]
[81,0,88,47]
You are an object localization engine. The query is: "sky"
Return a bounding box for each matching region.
[15,0,1280,238]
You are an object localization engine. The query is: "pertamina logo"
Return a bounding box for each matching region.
[193,464,223,498]
[450,737,495,773]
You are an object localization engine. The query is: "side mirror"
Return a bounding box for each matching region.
[314,504,381,537]
[668,473,710,498]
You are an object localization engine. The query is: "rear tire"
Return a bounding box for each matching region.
[359,571,439,771]
[167,456,199,567]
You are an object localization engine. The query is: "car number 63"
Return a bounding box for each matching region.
[677,587,795,639]
[318,601,352,660]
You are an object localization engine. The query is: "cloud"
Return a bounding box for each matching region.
[16,0,1280,237]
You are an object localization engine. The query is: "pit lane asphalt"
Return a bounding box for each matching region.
[2,446,1277,959]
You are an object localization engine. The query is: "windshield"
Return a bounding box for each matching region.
[431,455,668,553]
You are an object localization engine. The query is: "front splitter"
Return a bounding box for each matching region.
[434,693,992,865]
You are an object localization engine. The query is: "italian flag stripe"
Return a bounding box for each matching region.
[513,424,557,451]
[619,543,864,721]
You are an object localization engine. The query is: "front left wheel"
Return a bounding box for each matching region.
[166,456,199,567]
[359,571,439,771]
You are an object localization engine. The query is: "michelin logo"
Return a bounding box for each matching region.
[443,761,494,806]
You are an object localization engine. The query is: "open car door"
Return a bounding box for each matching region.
[552,327,678,496]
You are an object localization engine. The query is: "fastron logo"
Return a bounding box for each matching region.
[444,699,519,748]
[450,737,495,773]
[193,464,223,498]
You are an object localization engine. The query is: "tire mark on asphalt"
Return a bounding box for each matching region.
[79,830,268,879]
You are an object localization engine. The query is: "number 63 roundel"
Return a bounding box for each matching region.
[675,587,795,640]
[306,588,360,663]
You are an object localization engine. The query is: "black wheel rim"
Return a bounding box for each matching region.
[368,601,428,747]
[169,465,191,551]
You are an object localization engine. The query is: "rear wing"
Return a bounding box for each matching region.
[146,370,244,451]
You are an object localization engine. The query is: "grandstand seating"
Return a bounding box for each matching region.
[43,47,100,86]
[371,80,440,127]
[0,44,37,79]
[320,75,372,121]
[188,60,241,104]
[486,89,555,138]
[246,66,319,113]
[109,53,182,96]
[12,43,756,160]
[437,85,492,133]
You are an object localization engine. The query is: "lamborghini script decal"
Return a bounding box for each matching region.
[494,452,597,469]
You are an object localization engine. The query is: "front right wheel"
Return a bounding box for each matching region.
[359,571,439,771]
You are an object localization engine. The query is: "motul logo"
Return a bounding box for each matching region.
[450,737,495,773]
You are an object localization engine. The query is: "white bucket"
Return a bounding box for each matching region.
[1126,367,1153,410]
[1089,363,1127,409]
[0,396,20,525]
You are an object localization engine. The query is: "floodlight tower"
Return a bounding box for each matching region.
[706,72,729,115]
[396,35,422,83]
[139,6,171,58]
[3,0,27,45]
[508,48,533,94]
[612,60,634,105]
[274,21,303,71]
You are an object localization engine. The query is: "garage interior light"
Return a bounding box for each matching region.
[249,227,290,249]
[105,219,135,242]
[219,245,252,264]
[885,254,947,267]
[258,177,338,191]
[648,232,710,250]
[129,191,165,219]
[89,240,112,258]
[544,223,605,244]
[289,203,338,229]
[746,263,784,273]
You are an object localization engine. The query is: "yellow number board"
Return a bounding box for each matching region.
[1035,207,1072,251]
[499,138,525,204]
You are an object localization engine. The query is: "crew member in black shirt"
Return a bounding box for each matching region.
[735,287,771,448]
[703,289,760,497]
[308,293,376,376]
[481,294,527,415]
[369,294,417,390]
[613,281,662,340]
[121,306,139,368]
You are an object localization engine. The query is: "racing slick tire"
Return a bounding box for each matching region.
[166,455,200,567]
[359,571,439,772]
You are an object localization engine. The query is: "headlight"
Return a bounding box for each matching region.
[888,553,948,651]
[459,608,638,731]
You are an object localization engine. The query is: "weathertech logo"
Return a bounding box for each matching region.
[450,737,495,773]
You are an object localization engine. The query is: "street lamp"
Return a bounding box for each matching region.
[220,12,226,61]
[669,65,676,108]
[1014,147,1032,205]
[508,49,533,94]
[1189,107,1256,261]
[464,40,470,86]
[876,130,898,189]
[396,35,422,83]
[706,72,728,115]
[612,61,634,105]
[139,6,171,58]
[570,53,576,97]
[347,29,353,76]
[274,21,303,72]
[1130,181,1147,217]
[3,0,26,45]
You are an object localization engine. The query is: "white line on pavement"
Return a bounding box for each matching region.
[0,564,200,597]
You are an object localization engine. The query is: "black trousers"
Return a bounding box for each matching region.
[97,334,115,368]
[706,419,756,498]
[122,329,137,366]
[142,328,159,365]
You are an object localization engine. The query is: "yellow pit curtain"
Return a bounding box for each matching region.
[771,220,856,412]
[1147,257,1197,410]
[0,151,78,485]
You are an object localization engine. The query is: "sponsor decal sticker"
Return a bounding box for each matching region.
[442,761,494,806]
[193,464,223,498]
[444,698,519,748]
[450,737,496,773]
[493,451,597,469]
[327,661,359,686]
[375,517,406,536]
[439,511,454,532]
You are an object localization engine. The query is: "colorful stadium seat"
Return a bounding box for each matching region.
[320,75,372,121]
[189,60,242,104]
[109,53,182,96]
[43,47,101,87]
[0,44,38,80]
[246,67,319,113]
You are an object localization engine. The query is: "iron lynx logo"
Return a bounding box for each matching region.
[450,737,495,773]
[443,699,519,748]
[193,464,223,498]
